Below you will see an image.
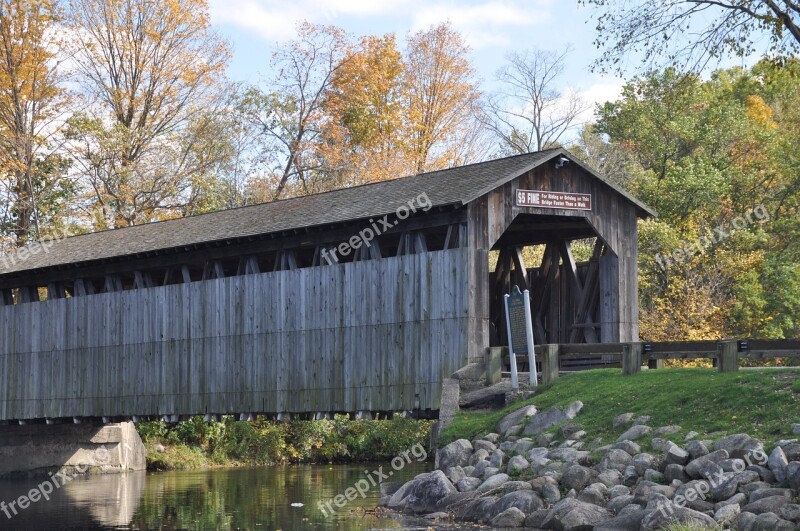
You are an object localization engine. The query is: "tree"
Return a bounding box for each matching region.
[486,47,588,154]
[404,22,486,173]
[65,0,231,228]
[243,22,352,199]
[0,0,72,248]
[323,33,409,184]
[581,0,800,73]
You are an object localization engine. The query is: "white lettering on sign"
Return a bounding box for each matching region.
[515,189,592,211]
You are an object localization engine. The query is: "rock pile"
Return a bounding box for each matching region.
[382,401,800,530]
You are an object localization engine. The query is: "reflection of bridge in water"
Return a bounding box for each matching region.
[0,465,435,530]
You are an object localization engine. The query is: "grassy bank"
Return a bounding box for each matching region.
[137,415,434,471]
[441,368,800,449]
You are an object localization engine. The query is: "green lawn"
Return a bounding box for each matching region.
[440,368,800,450]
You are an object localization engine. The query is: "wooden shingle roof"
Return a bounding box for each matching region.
[0,148,654,277]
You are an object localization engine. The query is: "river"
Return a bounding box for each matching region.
[0,463,476,530]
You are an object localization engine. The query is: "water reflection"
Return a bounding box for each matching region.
[0,463,449,530]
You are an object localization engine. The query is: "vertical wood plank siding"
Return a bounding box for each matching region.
[0,248,469,420]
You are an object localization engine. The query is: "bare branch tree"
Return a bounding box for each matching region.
[580,0,800,73]
[485,47,588,154]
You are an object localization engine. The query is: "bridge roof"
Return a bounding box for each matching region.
[0,148,654,277]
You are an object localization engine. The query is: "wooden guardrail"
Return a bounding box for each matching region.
[498,339,800,386]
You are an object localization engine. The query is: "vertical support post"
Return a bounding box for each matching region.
[541,344,560,385]
[623,343,643,375]
[486,347,503,385]
[504,293,518,390]
[523,289,537,387]
[647,358,664,370]
[718,340,739,372]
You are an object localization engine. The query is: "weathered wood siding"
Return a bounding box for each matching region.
[0,248,469,420]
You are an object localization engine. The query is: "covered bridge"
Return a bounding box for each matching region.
[0,148,654,421]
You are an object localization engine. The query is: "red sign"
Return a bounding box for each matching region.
[515,189,592,211]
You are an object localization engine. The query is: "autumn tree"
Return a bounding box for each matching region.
[323,33,408,184]
[581,0,800,72]
[486,47,588,154]
[65,0,231,228]
[0,0,72,249]
[404,22,486,173]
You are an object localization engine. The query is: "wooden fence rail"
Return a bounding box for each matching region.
[503,339,800,386]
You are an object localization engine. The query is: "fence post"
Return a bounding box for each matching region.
[647,357,664,370]
[541,344,560,385]
[623,343,643,375]
[718,340,740,372]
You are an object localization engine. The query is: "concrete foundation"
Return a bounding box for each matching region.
[0,422,146,478]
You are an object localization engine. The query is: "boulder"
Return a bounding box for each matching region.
[685,440,710,459]
[497,405,538,435]
[446,465,465,484]
[613,412,635,428]
[664,464,690,483]
[632,452,657,476]
[748,487,792,503]
[741,494,790,515]
[769,446,789,483]
[607,494,636,514]
[710,470,759,500]
[600,448,634,473]
[653,425,682,436]
[747,464,775,483]
[597,469,623,487]
[386,470,457,514]
[779,503,800,522]
[472,439,497,453]
[616,424,651,442]
[540,498,612,530]
[436,439,473,472]
[490,490,545,517]
[613,440,641,456]
[476,473,509,493]
[713,433,764,459]
[787,461,800,490]
[685,449,729,479]
[577,485,606,507]
[750,512,795,530]
[523,401,584,436]
[513,437,535,455]
[483,466,499,480]
[562,464,595,491]
[663,445,690,467]
[639,505,717,530]
[456,477,481,492]
[506,455,529,475]
[468,448,489,465]
[524,508,551,529]
[714,503,740,526]
[594,509,648,530]
[489,507,526,528]
[560,422,584,438]
[489,449,505,468]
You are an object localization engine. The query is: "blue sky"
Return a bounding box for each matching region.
[207,0,626,125]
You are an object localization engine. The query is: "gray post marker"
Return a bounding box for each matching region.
[504,293,519,390]
[523,289,537,387]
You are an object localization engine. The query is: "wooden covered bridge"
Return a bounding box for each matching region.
[0,148,654,422]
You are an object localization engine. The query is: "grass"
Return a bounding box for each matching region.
[440,368,800,450]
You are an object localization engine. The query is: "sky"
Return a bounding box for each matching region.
[206,0,626,127]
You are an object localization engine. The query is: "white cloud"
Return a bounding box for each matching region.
[574,80,624,124]
[209,0,552,48]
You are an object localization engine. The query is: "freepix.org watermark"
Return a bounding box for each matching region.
[317,443,428,517]
[320,192,433,265]
[655,204,770,269]
[1,445,112,520]
[654,448,769,518]
[0,227,72,271]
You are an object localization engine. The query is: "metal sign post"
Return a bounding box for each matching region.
[504,285,538,389]
[503,293,519,390]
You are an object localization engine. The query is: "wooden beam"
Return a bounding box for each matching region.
[134,271,154,289]
[104,275,123,292]
[0,288,13,305]
[202,260,225,280]
[510,247,528,291]
[47,282,66,300]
